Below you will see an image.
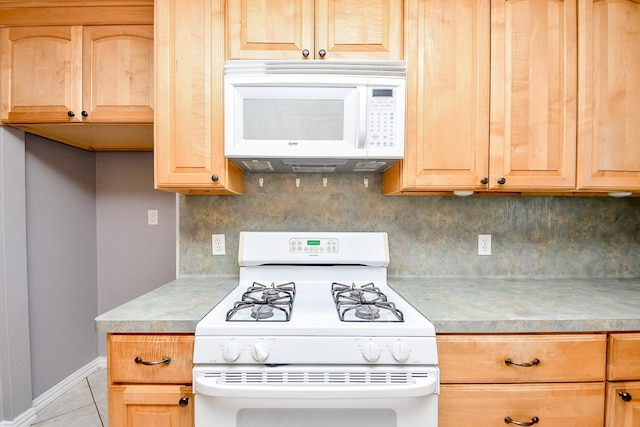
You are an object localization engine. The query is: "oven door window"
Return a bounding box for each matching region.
[238,408,396,427]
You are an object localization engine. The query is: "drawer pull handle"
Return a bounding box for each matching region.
[619,391,632,402]
[504,358,540,367]
[134,356,171,366]
[504,416,539,426]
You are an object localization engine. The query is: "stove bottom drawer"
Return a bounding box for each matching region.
[439,383,604,427]
[195,394,438,427]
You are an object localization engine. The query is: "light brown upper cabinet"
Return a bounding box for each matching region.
[578,0,640,192]
[383,0,491,193]
[227,0,403,60]
[0,24,154,150]
[384,0,577,194]
[154,0,243,194]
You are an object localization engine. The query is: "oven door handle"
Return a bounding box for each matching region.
[195,376,437,399]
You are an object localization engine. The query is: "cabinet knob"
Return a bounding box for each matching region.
[480,177,489,185]
[497,177,507,185]
[302,49,310,58]
[67,111,75,117]
[318,49,327,58]
[211,174,219,182]
[178,396,189,407]
[81,111,88,117]
[504,416,539,426]
[619,391,633,402]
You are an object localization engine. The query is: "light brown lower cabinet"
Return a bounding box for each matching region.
[108,334,195,427]
[440,383,604,427]
[605,333,640,427]
[605,382,640,427]
[437,333,607,427]
[110,385,193,427]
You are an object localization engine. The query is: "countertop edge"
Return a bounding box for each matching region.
[96,276,640,334]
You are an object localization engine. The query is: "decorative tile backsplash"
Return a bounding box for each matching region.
[179,174,640,278]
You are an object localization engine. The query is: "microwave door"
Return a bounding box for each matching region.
[226,85,359,158]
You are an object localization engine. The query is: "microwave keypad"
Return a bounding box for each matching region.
[368,111,395,147]
[367,92,396,147]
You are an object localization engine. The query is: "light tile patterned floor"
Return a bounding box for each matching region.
[32,368,106,427]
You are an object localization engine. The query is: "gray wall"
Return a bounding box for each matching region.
[0,131,177,424]
[96,152,177,355]
[0,128,32,422]
[179,173,640,279]
[25,134,98,397]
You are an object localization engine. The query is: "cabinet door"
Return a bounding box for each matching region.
[577,0,640,191]
[440,383,604,427]
[227,0,314,59]
[315,0,403,60]
[383,0,490,193]
[155,0,243,194]
[83,25,154,123]
[110,385,193,427]
[490,0,577,191]
[0,26,82,123]
[605,382,640,427]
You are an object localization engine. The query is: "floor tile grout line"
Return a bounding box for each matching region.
[34,376,104,426]
[86,374,106,427]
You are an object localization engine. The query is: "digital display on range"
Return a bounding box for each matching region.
[307,240,321,246]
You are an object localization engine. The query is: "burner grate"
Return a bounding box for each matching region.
[226,281,296,322]
[331,282,404,322]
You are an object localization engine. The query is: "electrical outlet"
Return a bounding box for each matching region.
[147,209,158,225]
[212,234,226,255]
[478,234,491,256]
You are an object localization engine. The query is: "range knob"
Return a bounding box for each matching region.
[361,341,381,362]
[222,341,240,362]
[251,342,270,362]
[391,340,411,363]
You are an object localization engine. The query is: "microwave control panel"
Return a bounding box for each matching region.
[366,88,397,148]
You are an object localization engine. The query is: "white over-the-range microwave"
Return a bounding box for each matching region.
[224,60,406,173]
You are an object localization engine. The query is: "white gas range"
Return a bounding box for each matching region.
[193,232,439,427]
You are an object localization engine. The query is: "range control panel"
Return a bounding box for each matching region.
[289,238,339,254]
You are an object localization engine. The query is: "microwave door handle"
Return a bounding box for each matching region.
[358,87,368,149]
[195,375,437,399]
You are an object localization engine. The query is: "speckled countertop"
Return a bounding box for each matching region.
[95,276,640,334]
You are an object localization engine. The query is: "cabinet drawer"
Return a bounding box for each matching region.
[437,334,606,383]
[108,334,194,384]
[440,383,605,427]
[607,333,640,381]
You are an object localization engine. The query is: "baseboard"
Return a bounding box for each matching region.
[32,356,106,413]
[0,409,37,427]
[0,356,105,427]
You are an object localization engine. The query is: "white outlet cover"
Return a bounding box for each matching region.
[478,234,491,256]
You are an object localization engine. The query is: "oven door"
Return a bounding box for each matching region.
[193,365,438,427]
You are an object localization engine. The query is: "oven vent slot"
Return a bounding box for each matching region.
[205,371,430,385]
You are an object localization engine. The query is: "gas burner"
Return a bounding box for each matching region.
[251,304,274,319]
[337,300,404,322]
[355,305,380,320]
[331,282,386,304]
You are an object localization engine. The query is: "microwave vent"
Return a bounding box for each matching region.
[241,160,275,172]
[225,60,406,78]
[354,161,388,172]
